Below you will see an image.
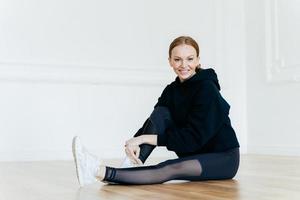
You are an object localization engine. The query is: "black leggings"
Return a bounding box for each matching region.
[103,107,240,185]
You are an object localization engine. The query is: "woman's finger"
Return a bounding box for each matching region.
[125,147,130,157]
[125,147,134,161]
[131,147,140,164]
[136,158,143,165]
[125,146,138,164]
[134,148,143,165]
[132,146,141,164]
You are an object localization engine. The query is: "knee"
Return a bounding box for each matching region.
[227,162,239,179]
[153,106,170,114]
[220,160,240,180]
[151,106,171,119]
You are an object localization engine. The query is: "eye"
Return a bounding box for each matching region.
[174,58,180,62]
[188,58,194,61]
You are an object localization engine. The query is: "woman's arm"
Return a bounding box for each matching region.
[141,135,157,146]
[125,135,158,146]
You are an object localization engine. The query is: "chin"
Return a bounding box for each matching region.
[178,74,192,82]
[179,72,193,78]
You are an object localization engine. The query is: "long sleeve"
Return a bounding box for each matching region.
[154,85,171,108]
[157,81,230,153]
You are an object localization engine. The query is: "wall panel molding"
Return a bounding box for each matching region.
[215,0,227,89]
[265,0,300,83]
[0,147,177,162]
[0,62,173,86]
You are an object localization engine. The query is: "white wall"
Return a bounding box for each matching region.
[0,0,247,161]
[245,0,300,156]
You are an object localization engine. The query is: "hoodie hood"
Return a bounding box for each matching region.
[174,68,221,90]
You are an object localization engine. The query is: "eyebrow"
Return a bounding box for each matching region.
[173,55,195,58]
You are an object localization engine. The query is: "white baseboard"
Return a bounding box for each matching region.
[0,147,177,162]
[7,145,295,162]
[247,145,300,156]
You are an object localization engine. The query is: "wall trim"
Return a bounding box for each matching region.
[265,0,300,83]
[0,62,173,86]
[0,147,176,162]
[248,145,300,156]
[215,0,229,90]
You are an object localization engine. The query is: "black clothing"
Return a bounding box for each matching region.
[102,68,241,185]
[134,106,174,163]
[103,146,239,185]
[136,68,240,156]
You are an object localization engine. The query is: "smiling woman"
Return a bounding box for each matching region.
[168,36,201,83]
[72,36,240,186]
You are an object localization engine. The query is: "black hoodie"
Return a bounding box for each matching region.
[137,68,240,156]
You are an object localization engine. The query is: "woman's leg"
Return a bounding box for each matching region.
[133,106,173,163]
[101,148,240,185]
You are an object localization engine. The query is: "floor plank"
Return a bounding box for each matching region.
[0,154,300,200]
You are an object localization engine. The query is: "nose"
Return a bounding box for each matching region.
[180,60,188,68]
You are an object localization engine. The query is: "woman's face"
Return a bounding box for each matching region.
[169,44,200,82]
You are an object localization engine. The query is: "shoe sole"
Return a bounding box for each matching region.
[72,136,84,187]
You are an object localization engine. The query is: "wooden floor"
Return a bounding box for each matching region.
[0,154,300,200]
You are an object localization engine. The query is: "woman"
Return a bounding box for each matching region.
[72,36,240,186]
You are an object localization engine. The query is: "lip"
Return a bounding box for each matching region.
[179,69,190,72]
[179,69,190,74]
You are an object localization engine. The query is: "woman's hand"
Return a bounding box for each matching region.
[125,136,144,164]
[125,145,143,165]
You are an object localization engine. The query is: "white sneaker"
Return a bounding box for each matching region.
[72,136,102,187]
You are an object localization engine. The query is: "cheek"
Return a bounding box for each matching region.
[191,60,199,67]
[170,62,180,69]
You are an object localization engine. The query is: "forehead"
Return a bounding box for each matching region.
[171,44,197,57]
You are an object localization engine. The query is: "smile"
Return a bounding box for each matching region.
[179,69,190,73]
